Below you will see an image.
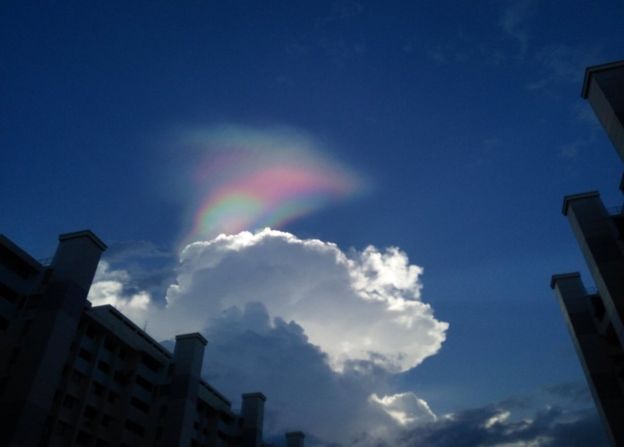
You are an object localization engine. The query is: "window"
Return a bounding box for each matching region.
[55,421,71,436]
[104,338,116,351]
[20,319,32,336]
[78,348,93,362]
[92,381,105,396]
[130,397,149,414]
[159,384,170,396]
[84,405,97,420]
[107,391,119,403]
[0,315,9,331]
[71,370,85,384]
[124,420,145,437]
[135,375,154,392]
[76,430,91,446]
[25,294,42,309]
[0,282,20,304]
[114,371,131,385]
[9,346,20,365]
[102,414,113,427]
[86,325,97,339]
[118,348,128,360]
[63,395,77,409]
[98,361,111,374]
[140,353,161,372]
[0,376,9,396]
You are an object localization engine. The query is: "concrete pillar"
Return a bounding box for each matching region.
[563,192,624,348]
[551,273,624,447]
[285,431,305,447]
[582,60,624,162]
[241,392,266,447]
[0,230,106,447]
[52,230,108,291]
[162,332,207,447]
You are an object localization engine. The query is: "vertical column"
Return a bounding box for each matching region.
[162,332,207,446]
[241,392,266,447]
[551,273,624,446]
[285,431,305,447]
[563,192,624,348]
[0,230,106,447]
[582,61,624,161]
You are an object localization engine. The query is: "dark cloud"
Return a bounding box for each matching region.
[196,302,398,445]
[100,240,177,303]
[392,399,607,447]
[103,240,172,262]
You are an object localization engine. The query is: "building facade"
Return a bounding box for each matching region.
[550,60,624,446]
[0,230,304,447]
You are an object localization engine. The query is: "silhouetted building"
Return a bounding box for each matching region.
[0,230,303,447]
[551,60,624,447]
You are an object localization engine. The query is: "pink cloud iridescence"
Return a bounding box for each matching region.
[181,126,363,244]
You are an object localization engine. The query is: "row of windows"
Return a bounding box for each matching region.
[58,393,151,440]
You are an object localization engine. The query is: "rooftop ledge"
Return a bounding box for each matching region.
[561,191,600,216]
[550,273,581,290]
[582,59,624,98]
[175,332,208,346]
[286,431,305,438]
[242,392,267,401]
[59,230,107,251]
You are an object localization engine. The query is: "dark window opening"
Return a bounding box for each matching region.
[135,375,154,392]
[102,414,113,427]
[124,420,145,437]
[0,315,9,331]
[104,338,116,351]
[107,391,119,403]
[20,319,32,336]
[63,395,77,409]
[78,348,93,362]
[140,353,162,372]
[76,430,91,446]
[130,397,150,414]
[98,361,111,374]
[9,346,20,365]
[84,405,97,419]
[92,381,105,396]
[0,282,20,304]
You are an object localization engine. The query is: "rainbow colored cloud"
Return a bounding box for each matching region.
[179,125,364,244]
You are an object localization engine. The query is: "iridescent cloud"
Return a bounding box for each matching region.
[179,125,364,244]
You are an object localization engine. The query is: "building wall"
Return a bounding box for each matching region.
[0,231,302,447]
[551,60,624,447]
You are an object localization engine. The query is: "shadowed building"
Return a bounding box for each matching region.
[0,230,303,447]
[551,60,624,447]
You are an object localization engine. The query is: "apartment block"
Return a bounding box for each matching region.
[550,60,624,447]
[0,230,304,447]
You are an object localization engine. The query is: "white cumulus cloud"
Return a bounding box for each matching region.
[88,261,152,320]
[370,392,438,427]
[159,228,448,373]
[88,229,448,445]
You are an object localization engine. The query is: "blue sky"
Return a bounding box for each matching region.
[2,1,623,445]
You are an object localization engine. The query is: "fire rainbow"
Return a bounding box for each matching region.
[180,126,364,245]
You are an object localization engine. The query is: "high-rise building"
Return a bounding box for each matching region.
[0,230,305,447]
[550,60,624,447]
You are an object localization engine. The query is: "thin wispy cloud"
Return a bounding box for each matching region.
[527,44,603,90]
[498,0,536,57]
